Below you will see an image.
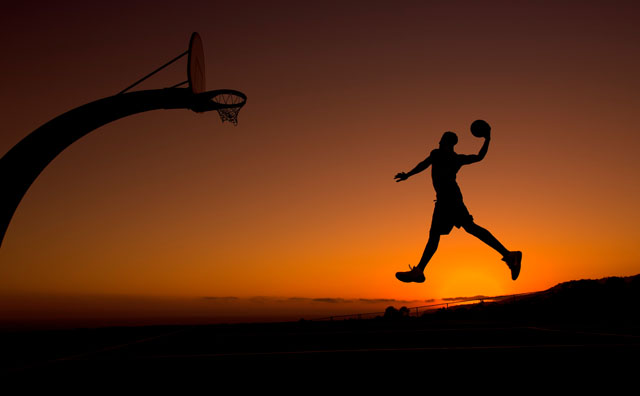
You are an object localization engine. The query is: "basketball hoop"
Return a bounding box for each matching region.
[211,91,247,125]
[190,89,247,125]
[0,32,250,250]
[117,32,247,125]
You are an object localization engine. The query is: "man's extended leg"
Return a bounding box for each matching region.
[462,222,522,280]
[396,231,440,283]
[462,222,509,256]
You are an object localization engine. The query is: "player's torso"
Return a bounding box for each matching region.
[430,149,463,200]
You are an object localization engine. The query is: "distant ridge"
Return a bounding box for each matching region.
[432,274,640,323]
[547,273,640,292]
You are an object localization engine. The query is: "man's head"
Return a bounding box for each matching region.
[439,131,458,150]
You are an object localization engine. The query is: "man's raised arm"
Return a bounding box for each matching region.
[462,135,491,165]
[395,155,432,182]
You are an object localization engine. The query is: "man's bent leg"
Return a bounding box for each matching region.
[396,230,440,283]
[462,222,509,257]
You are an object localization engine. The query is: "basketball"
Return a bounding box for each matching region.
[470,119,491,138]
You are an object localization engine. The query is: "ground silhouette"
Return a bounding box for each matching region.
[1,274,638,382]
[404,274,640,324]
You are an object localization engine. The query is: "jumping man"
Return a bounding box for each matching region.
[394,127,522,283]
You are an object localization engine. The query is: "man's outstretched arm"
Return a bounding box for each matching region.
[395,156,432,182]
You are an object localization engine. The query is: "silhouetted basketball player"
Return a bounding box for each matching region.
[394,130,522,283]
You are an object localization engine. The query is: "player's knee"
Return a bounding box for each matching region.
[462,221,478,233]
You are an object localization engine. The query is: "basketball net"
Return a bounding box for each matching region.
[213,92,244,126]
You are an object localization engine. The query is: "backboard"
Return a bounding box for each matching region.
[188,32,206,94]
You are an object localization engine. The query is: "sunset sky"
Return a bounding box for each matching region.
[1,1,639,325]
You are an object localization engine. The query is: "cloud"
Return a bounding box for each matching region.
[202,296,429,305]
[286,297,351,304]
[285,297,309,302]
[248,296,273,303]
[287,297,424,304]
[312,298,350,304]
[202,296,239,301]
[357,298,422,304]
[442,295,489,302]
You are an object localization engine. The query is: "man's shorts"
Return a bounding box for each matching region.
[430,199,474,235]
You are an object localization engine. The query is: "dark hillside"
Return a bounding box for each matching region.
[425,274,640,324]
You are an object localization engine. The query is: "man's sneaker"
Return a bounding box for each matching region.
[396,265,426,283]
[502,251,522,281]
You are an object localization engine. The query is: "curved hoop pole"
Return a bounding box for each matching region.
[0,88,207,248]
